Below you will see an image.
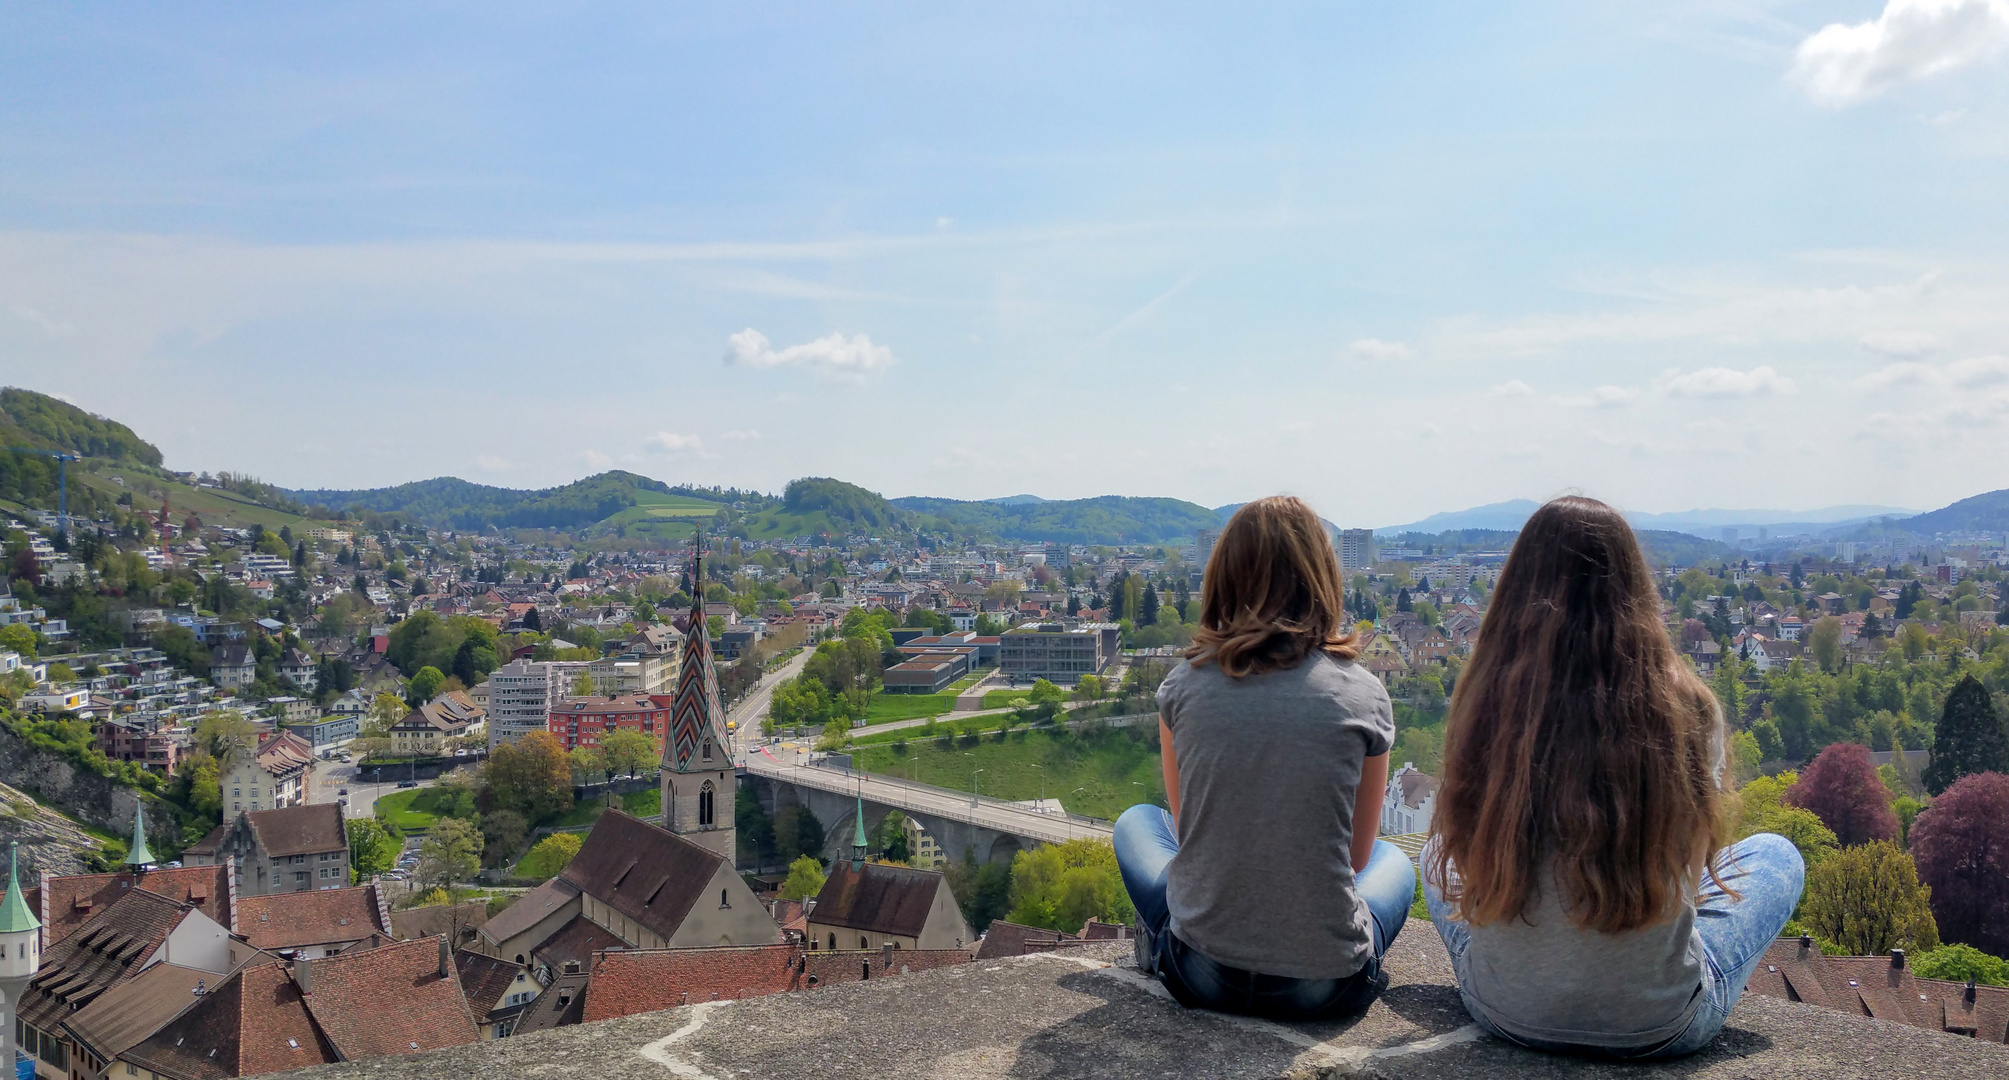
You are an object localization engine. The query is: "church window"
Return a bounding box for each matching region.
[719,889,729,909]
[699,782,715,826]
[702,739,712,761]
[828,932,836,950]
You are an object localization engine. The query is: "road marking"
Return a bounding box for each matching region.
[637,999,734,1079]
[1091,965,1484,1074]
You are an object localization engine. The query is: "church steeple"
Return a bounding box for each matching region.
[659,531,736,861]
[851,792,867,872]
[0,843,38,935]
[124,801,156,870]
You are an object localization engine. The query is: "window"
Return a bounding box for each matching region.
[860,936,869,950]
[827,933,836,951]
[702,739,712,761]
[698,782,715,827]
[719,888,729,909]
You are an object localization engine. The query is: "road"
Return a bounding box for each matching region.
[727,648,813,762]
[741,753,1112,845]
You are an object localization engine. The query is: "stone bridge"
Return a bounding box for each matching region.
[740,756,1112,868]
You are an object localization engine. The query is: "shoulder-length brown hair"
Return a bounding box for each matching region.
[1426,496,1726,933]
[1187,496,1358,678]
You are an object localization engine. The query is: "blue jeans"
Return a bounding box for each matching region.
[1425,832,1805,1058]
[1113,804,1415,1021]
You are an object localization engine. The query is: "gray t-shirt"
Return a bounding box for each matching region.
[1156,652,1394,980]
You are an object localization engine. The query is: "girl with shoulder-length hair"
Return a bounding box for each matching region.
[1423,496,1803,1058]
[1114,495,1414,1021]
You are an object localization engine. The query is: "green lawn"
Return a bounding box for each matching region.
[860,692,959,725]
[545,787,661,828]
[851,726,1165,821]
[375,788,454,832]
[981,689,1036,708]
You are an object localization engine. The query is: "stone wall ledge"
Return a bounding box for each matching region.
[280,933,2009,1080]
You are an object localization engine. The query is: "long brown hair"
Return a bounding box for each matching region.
[1426,496,1726,933]
[1188,496,1358,678]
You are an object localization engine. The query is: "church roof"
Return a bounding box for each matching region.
[808,862,947,940]
[559,811,727,945]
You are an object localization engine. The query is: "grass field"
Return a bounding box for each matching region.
[545,786,660,828]
[860,691,959,725]
[80,466,317,531]
[850,725,1165,821]
[597,492,723,541]
[375,787,452,832]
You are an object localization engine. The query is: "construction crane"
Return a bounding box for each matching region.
[0,447,80,534]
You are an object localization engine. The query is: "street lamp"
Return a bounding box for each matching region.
[1028,763,1045,812]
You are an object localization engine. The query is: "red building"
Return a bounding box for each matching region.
[546,693,672,751]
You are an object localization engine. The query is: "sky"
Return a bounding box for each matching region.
[4,1,2009,528]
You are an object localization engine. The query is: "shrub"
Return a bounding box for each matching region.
[1912,943,2009,987]
[516,832,584,880]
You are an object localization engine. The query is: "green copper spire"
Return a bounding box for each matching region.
[124,801,156,869]
[851,792,867,872]
[0,842,39,933]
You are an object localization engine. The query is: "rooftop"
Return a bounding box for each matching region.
[277,932,2007,1080]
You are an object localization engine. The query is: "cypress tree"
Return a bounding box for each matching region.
[1924,675,2009,795]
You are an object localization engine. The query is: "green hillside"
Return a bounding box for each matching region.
[289,470,724,533]
[741,478,918,539]
[1899,489,2009,535]
[892,494,1220,545]
[0,388,162,466]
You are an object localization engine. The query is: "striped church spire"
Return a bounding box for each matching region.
[663,533,728,774]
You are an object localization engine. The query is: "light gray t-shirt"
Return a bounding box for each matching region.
[1156,652,1394,980]
[1443,716,1727,1048]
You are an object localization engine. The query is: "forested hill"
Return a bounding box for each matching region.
[289,471,706,531]
[0,388,162,466]
[893,494,1221,545]
[1899,488,2009,535]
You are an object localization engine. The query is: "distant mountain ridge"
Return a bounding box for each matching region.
[289,471,698,532]
[1375,499,1918,539]
[1900,489,2009,535]
[892,494,1219,545]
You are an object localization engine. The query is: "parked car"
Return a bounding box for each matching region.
[337,787,349,796]
[396,780,418,788]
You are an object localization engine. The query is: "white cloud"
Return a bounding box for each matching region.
[1488,379,1537,397]
[1559,385,1638,408]
[644,431,704,453]
[1660,365,1796,398]
[1790,0,2009,107]
[1860,353,2009,389]
[721,429,762,442]
[583,449,612,470]
[474,455,510,472]
[1861,330,1942,356]
[724,328,897,380]
[1345,338,1410,361]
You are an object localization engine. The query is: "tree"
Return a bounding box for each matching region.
[1912,943,2009,987]
[1808,616,1843,674]
[481,730,575,823]
[480,810,528,866]
[516,832,584,879]
[1396,588,1412,612]
[405,665,445,707]
[772,805,825,866]
[1787,743,1899,846]
[194,710,261,763]
[1908,771,2009,957]
[416,817,483,892]
[451,636,499,688]
[522,606,542,632]
[366,691,407,734]
[876,811,911,864]
[1925,676,2008,795]
[569,670,597,697]
[946,848,1014,932]
[569,746,608,785]
[1072,674,1105,702]
[778,855,827,901]
[348,817,402,881]
[1800,840,1939,957]
[1738,772,1839,867]
[1002,838,1134,934]
[601,729,657,778]
[0,623,36,659]
[1138,584,1159,627]
[1027,678,1065,709]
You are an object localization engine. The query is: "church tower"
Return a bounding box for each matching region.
[660,539,736,861]
[0,843,41,1071]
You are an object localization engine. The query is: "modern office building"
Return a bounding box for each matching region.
[1339,529,1377,572]
[487,658,589,750]
[997,623,1120,685]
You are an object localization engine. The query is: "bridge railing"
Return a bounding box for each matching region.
[743,756,1115,841]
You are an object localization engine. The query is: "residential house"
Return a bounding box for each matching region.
[454,950,546,1039]
[214,731,313,815]
[277,648,318,692]
[391,690,486,754]
[210,644,258,690]
[545,693,667,752]
[234,884,392,957]
[1746,936,2009,1047]
[184,803,350,897]
[1380,763,1437,837]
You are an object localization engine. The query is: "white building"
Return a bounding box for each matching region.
[1380,762,1437,837]
[486,658,589,750]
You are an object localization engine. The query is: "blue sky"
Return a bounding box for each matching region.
[4,2,2009,527]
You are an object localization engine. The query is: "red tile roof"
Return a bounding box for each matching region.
[532,913,623,974]
[124,961,336,1080]
[453,950,528,1019]
[244,802,347,858]
[33,864,232,947]
[583,944,801,1022]
[809,861,947,939]
[297,936,478,1060]
[234,885,389,951]
[21,887,187,1029]
[1746,937,2009,1045]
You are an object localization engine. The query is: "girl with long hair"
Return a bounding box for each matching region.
[1424,496,1803,1057]
[1115,496,1413,1021]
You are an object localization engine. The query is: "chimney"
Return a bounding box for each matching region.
[293,957,310,995]
[1965,980,1978,1004]
[881,943,893,969]
[1890,948,1905,970]
[1798,934,1813,959]
[438,936,452,978]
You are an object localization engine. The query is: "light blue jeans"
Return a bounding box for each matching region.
[1114,804,1415,1021]
[1424,832,1805,1059]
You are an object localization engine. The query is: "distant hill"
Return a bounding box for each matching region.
[984,494,1047,506]
[742,478,917,539]
[1213,503,1341,538]
[895,494,1219,545]
[0,388,163,466]
[1377,500,1540,535]
[1380,498,1918,540]
[1900,489,2009,535]
[288,471,720,533]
